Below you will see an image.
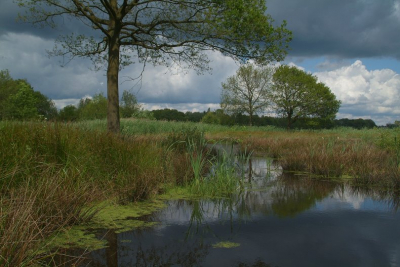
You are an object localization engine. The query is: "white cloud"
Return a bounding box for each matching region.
[142,103,220,112]
[315,60,400,125]
[53,99,80,109]
[0,32,107,99]
[125,51,238,104]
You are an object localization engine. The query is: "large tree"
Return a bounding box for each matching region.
[270,65,341,130]
[17,0,291,133]
[221,64,273,126]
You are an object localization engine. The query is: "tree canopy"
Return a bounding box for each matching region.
[0,70,57,120]
[221,64,273,126]
[17,0,292,133]
[79,93,108,120]
[270,65,341,129]
[120,90,139,118]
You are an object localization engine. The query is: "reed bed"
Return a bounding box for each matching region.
[0,121,192,266]
[241,131,400,188]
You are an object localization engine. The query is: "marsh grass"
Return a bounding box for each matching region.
[0,168,100,267]
[2,120,400,266]
[0,121,184,265]
[189,144,252,197]
[241,130,400,188]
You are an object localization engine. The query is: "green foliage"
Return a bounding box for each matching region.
[0,70,56,121]
[221,64,273,126]
[201,111,221,124]
[335,118,376,129]
[17,0,291,133]
[79,93,107,120]
[270,65,341,129]
[0,70,20,118]
[185,111,206,122]
[131,109,155,120]
[34,90,58,120]
[120,90,139,118]
[189,145,251,197]
[3,81,39,120]
[59,105,79,121]
[153,108,187,121]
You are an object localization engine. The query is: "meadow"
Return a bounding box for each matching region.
[1,119,399,266]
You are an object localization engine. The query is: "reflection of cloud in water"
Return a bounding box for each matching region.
[70,157,400,267]
[333,189,366,210]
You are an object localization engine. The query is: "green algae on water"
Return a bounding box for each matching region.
[44,226,108,252]
[90,199,164,233]
[44,199,166,252]
[212,241,240,249]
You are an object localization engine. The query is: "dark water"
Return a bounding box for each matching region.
[74,157,400,267]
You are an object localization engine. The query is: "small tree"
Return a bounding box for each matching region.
[270,65,341,130]
[79,93,108,120]
[17,0,291,133]
[221,64,273,126]
[120,90,139,118]
[201,112,220,125]
[59,105,79,121]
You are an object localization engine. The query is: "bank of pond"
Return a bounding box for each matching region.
[1,121,400,266]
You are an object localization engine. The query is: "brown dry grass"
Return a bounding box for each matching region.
[238,133,400,188]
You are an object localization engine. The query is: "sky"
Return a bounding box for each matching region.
[1,0,400,125]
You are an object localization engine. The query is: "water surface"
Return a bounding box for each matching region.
[77,157,400,267]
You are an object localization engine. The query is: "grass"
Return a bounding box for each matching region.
[1,119,400,266]
[0,121,192,266]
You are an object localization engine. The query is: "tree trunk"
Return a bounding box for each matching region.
[107,34,121,133]
[287,108,292,130]
[249,100,253,126]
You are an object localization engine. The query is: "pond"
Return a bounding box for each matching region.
[69,157,400,267]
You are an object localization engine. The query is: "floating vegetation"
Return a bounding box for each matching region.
[212,241,240,249]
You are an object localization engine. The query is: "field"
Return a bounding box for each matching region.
[1,119,400,266]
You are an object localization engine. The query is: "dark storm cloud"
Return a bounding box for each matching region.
[267,0,400,59]
[0,0,100,39]
[2,0,400,124]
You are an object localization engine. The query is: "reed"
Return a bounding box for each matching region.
[241,131,400,188]
[189,144,251,197]
[0,121,187,265]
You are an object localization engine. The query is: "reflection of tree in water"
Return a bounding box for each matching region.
[236,259,275,267]
[270,173,338,218]
[132,242,208,267]
[84,228,209,267]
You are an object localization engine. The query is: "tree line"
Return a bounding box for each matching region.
[0,69,141,122]
[151,108,377,130]
[0,68,379,129]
